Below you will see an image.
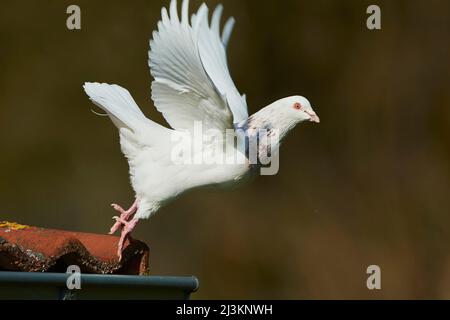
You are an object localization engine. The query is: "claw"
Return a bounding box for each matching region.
[107,199,140,259]
[111,203,124,213]
[116,218,139,261]
[112,216,128,225]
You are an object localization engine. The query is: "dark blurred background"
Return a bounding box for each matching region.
[1,0,449,299]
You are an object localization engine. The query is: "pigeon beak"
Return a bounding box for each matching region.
[310,112,320,123]
[304,109,320,123]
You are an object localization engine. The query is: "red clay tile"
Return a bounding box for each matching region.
[0,221,149,275]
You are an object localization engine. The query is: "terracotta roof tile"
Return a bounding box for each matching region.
[0,221,149,275]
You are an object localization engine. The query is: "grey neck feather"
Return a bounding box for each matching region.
[235,104,297,166]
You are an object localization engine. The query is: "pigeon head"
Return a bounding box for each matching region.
[274,96,320,124]
[243,95,319,145]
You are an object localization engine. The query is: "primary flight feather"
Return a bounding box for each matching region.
[83,0,319,259]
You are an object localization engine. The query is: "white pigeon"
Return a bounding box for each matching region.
[83,0,319,260]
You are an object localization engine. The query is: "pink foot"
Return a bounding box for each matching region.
[116,217,139,261]
[109,199,139,234]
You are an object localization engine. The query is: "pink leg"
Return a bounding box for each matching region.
[116,217,139,261]
[109,199,139,234]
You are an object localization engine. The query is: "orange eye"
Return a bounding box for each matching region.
[293,103,302,110]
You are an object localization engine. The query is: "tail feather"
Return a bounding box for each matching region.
[83,82,172,160]
[83,82,146,131]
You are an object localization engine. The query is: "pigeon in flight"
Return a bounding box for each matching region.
[83,0,319,259]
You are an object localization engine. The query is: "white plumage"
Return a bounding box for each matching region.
[83,0,319,259]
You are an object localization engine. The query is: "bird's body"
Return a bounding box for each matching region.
[84,0,319,259]
[125,129,251,219]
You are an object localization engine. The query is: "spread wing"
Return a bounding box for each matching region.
[149,0,248,131]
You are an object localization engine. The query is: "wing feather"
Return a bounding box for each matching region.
[149,0,248,131]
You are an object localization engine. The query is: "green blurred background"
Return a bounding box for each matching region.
[1,0,449,299]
